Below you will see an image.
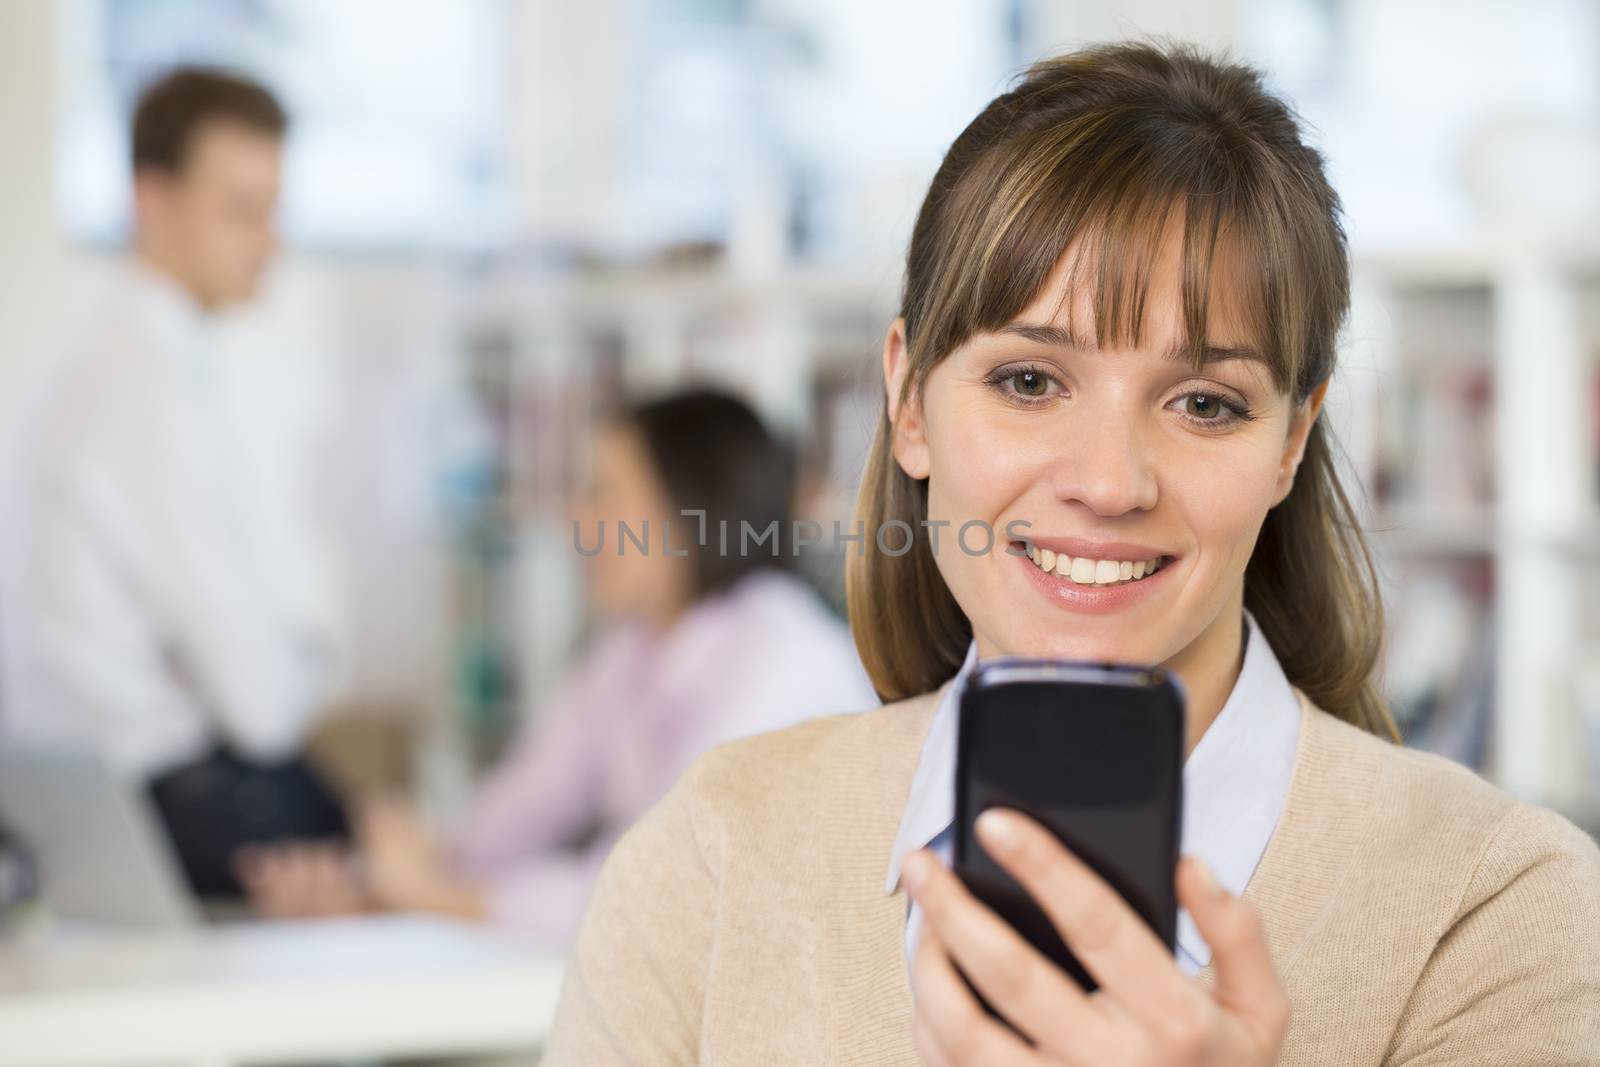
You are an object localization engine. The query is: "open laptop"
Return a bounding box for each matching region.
[0,743,199,928]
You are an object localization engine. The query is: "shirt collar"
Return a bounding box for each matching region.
[128,257,209,330]
[881,606,1303,970]
[882,639,978,894]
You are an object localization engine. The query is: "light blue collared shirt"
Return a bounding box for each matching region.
[884,606,1302,977]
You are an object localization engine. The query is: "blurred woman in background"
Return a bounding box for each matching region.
[240,387,878,946]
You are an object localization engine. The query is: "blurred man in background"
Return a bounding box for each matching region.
[0,68,347,898]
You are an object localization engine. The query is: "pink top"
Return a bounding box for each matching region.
[447,568,879,948]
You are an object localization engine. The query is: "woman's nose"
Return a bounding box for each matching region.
[1045,411,1158,517]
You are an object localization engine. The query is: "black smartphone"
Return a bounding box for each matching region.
[953,658,1185,1000]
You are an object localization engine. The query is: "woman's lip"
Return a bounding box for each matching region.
[1009,543,1175,615]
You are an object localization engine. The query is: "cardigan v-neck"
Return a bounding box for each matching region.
[816,681,1369,1061]
[884,606,1303,975]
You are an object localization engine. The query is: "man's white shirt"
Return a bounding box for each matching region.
[0,262,345,779]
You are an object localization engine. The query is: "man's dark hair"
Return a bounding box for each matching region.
[622,387,797,599]
[131,67,287,173]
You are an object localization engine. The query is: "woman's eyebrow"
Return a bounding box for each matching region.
[1001,323,1085,348]
[1164,341,1271,368]
[999,322,1268,367]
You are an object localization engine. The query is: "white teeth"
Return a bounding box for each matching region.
[1025,547,1166,586]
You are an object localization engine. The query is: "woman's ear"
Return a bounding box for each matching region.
[1271,377,1329,507]
[883,318,932,479]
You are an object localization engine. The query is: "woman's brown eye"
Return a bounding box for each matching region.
[1012,371,1048,396]
[1187,394,1222,419]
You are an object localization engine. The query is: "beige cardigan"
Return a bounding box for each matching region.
[543,682,1600,1065]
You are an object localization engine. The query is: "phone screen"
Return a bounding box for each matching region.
[953,659,1185,995]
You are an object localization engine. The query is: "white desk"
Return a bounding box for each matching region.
[0,914,565,1067]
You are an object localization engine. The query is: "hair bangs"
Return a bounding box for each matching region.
[910,114,1302,399]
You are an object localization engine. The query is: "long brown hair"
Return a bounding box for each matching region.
[846,42,1399,741]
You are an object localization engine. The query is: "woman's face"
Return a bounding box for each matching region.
[570,423,693,627]
[884,229,1327,683]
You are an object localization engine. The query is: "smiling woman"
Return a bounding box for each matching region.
[851,47,1392,743]
[872,222,1338,680]
[542,42,1600,1066]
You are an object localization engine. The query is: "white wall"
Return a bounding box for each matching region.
[504,0,633,248]
[0,0,75,401]
[1028,0,1245,54]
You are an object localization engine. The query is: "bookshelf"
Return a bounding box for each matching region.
[438,263,899,772]
[1350,243,1600,816]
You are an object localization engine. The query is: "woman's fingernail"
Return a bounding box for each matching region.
[901,850,930,894]
[976,809,1018,852]
[1190,857,1220,895]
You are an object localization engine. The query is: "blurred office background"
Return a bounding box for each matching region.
[0,0,1598,1061]
[5,0,1597,806]
[6,0,1600,851]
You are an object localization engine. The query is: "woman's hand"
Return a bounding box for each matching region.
[357,795,487,920]
[902,808,1289,1067]
[234,799,487,922]
[234,839,372,919]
